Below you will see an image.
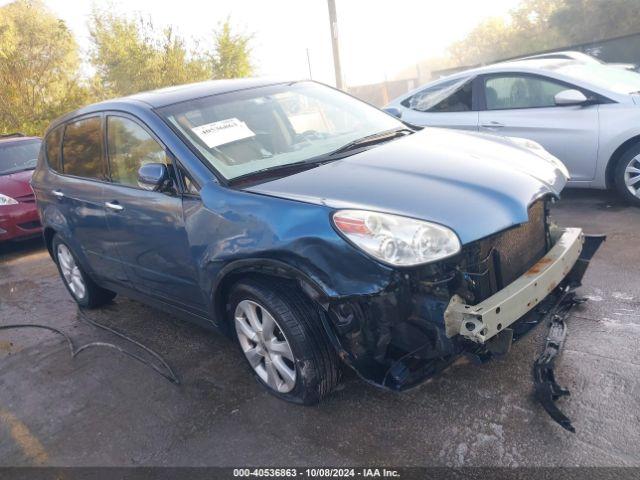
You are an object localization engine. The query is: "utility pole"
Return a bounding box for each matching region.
[306,48,313,79]
[327,0,343,90]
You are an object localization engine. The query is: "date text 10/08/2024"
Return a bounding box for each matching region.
[232,468,401,478]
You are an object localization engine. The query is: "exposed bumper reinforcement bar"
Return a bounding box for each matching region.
[444,227,584,343]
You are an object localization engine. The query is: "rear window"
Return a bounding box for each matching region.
[45,127,63,172]
[0,139,41,175]
[62,116,107,180]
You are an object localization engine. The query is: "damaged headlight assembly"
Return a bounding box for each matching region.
[332,210,461,266]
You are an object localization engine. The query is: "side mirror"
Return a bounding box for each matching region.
[554,89,589,106]
[137,163,170,191]
[383,107,402,119]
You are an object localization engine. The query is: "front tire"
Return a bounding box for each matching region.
[228,278,340,404]
[614,143,640,207]
[52,235,116,308]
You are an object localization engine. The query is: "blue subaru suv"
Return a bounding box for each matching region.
[33,79,601,408]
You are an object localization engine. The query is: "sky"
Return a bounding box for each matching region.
[14,0,520,86]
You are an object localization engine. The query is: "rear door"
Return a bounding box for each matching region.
[102,113,206,314]
[477,73,599,181]
[56,115,128,283]
[398,77,479,130]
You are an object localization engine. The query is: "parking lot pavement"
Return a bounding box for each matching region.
[0,190,639,467]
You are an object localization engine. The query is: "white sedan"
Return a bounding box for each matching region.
[385,58,640,206]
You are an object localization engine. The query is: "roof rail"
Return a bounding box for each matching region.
[0,132,26,138]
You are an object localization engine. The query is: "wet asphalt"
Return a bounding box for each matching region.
[0,190,639,467]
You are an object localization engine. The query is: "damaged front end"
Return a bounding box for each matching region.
[322,196,604,429]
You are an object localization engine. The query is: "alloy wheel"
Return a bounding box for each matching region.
[624,154,640,198]
[234,299,296,393]
[57,244,86,300]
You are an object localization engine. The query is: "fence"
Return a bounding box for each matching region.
[346,78,417,108]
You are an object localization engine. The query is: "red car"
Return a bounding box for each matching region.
[0,134,42,242]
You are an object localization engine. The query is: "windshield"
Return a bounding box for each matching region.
[0,139,41,175]
[158,81,403,181]
[557,63,640,94]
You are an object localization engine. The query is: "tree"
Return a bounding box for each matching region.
[89,11,254,97]
[0,0,87,135]
[448,0,640,66]
[209,19,253,79]
[549,0,640,45]
[88,9,211,97]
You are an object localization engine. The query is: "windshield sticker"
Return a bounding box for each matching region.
[191,118,255,148]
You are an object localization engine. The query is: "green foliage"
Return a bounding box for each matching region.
[89,11,254,97]
[0,0,89,135]
[88,9,211,97]
[0,2,254,136]
[549,0,640,45]
[449,0,640,66]
[209,19,253,79]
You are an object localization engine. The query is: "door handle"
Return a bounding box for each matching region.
[52,189,64,198]
[105,201,124,212]
[481,121,505,128]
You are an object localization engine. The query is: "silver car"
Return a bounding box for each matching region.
[385,58,640,206]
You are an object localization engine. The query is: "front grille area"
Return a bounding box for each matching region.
[462,199,549,303]
[479,199,548,285]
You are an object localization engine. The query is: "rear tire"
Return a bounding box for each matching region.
[614,143,640,207]
[228,278,340,404]
[52,234,116,308]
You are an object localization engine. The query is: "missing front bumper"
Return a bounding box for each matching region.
[444,227,584,344]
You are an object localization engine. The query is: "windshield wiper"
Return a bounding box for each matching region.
[229,161,318,185]
[325,127,414,157]
[230,128,415,186]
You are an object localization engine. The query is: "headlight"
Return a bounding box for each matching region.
[332,210,461,266]
[507,136,570,179]
[0,193,18,206]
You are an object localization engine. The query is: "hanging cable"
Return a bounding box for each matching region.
[0,307,180,385]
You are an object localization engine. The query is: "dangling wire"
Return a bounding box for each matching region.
[0,308,180,385]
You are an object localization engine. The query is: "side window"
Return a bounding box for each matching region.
[62,116,106,180]
[404,77,472,112]
[485,75,568,110]
[107,116,168,188]
[45,126,63,173]
[428,82,473,112]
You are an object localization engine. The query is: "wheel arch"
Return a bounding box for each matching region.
[211,259,334,333]
[43,226,96,280]
[606,134,640,189]
[43,226,57,259]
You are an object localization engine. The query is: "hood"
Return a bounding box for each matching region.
[0,169,35,198]
[246,128,567,245]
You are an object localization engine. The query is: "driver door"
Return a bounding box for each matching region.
[102,113,207,314]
